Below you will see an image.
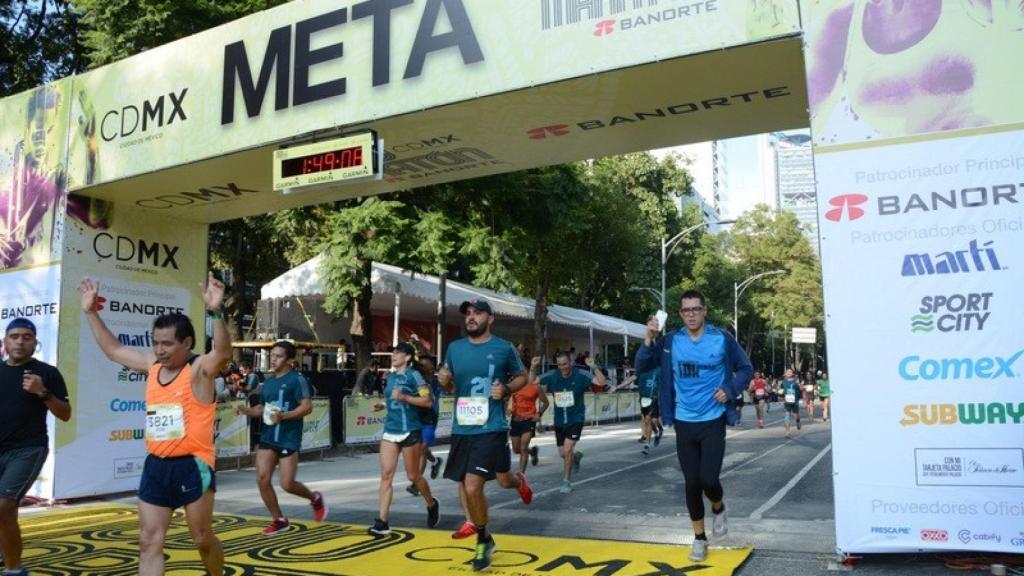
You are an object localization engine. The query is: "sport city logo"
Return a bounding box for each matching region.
[901,240,1004,277]
[898,349,1024,381]
[911,293,992,334]
[825,194,868,222]
[921,529,948,542]
[900,402,1024,426]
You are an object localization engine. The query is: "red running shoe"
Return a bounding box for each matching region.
[516,472,533,505]
[451,520,477,539]
[262,517,290,535]
[311,491,328,522]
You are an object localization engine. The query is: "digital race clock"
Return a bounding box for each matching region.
[273,130,382,193]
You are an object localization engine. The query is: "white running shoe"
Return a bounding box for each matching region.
[712,506,729,537]
[688,538,708,562]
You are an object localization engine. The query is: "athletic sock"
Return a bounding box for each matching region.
[694,532,708,541]
[477,525,490,543]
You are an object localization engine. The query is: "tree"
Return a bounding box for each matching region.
[1,0,86,96]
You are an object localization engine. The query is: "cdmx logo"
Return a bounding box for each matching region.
[901,240,1004,277]
[825,193,868,222]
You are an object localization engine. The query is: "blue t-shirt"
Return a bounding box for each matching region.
[638,368,659,400]
[384,369,429,434]
[672,324,730,423]
[541,368,592,427]
[781,378,800,404]
[258,370,312,451]
[445,336,525,435]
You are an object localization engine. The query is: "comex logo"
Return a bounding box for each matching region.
[901,240,1004,277]
[527,125,570,140]
[898,349,1024,381]
[921,529,948,542]
[826,194,868,222]
[593,19,615,36]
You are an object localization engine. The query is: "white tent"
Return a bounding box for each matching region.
[261,256,647,352]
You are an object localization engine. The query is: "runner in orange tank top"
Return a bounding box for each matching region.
[508,357,549,475]
[79,272,232,576]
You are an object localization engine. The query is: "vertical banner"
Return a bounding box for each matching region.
[300,398,332,451]
[215,401,250,458]
[343,397,385,445]
[435,396,455,440]
[618,393,640,419]
[541,395,555,428]
[596,394,619,423]
[805,0,1024,555]
[55,196,207,498]
[584,393,596,423]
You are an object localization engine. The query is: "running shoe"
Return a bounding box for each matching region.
[712,505,729,537]
[642,444,650,456]
[796,419,802,431]
[311,491,328,522]
[516,472,533,505]
[529,445,539,467]
[637,435,646,443]
[559,480,573,494]
[757,419,764,429]
[572,450,583,473]
[262,517,290,535]
[452,521,477,539]
[430,456,444,480]
[688,538,708,562]
[427,497,440,528]
[653,427,663,448]
[4,569,28,576]
[368,518,391,535]
[406,484,421,497]
[472,537,496,572]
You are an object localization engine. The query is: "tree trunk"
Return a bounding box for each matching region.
[533,276,550,365]
[351,259,374,372]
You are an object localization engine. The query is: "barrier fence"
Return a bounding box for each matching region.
[214,397,332,462]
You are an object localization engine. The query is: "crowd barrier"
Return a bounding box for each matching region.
[214,397,332,461]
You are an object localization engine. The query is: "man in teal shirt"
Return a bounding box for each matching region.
[539,352,605,493]
[236,341,326,535]
[438,298,533,572]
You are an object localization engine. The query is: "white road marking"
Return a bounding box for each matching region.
[748,443,832,520]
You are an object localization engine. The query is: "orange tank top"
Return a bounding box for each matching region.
[512,381,540,420]
[145,359,216,467]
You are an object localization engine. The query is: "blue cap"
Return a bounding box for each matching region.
[5,318,37,335]
[459,298,493,315]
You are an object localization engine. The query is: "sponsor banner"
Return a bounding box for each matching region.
[803,1,1024,148]
[53,198,207,498]
[541,395,555,428]
[817,129,1024,553]
[617,393,639,419]
[301,398,332,451]
[435,396,454,440]
[343,396,385,445]
[0,79,72,270]
[583,393,596,423]
[63,0,800,188]
[0,264,62,499]
[595,394,618,423]
[216,401,251,458]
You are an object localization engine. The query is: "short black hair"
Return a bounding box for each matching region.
[152,313,195,348]
[554,351,572,362]
[420,355,437,367]
[240,361,252,370]
[272,340,297,359]
[680,289,706,307]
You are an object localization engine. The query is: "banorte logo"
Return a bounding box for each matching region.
[826,194,868,222]
[527,125,570,140]
[594,19,616,36]
[95,295,108,311]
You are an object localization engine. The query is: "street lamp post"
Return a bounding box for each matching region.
[733,270,786,342]
[660,220,734,311]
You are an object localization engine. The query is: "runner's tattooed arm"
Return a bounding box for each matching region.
[78,277,155,373]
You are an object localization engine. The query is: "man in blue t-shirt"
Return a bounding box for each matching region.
[780,368,802,437]
[539,352,605,494]
[236,341,326,535]
[438,298,533,571]
[637,367,663,456]
[635,289,752,563]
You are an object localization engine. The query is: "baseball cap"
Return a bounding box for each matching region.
[389,342,417,356]
[459,298,493,315]
[5,318,37,335]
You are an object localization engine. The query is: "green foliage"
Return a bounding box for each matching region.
[1,0,86,96]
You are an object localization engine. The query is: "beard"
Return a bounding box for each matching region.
[465,322,487,338]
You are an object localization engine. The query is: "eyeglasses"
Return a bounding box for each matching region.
[680,307,704,315]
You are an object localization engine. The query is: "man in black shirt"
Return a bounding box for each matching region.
[0,318,71,576]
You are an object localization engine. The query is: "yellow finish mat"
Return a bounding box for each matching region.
[20,505,751,575]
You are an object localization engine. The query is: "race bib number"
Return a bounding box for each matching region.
[456,397,489,426]
[804,385,813,392]
[554,391,575,408]
[640,397,653,408]
[755,388,765,397]
[146,404,185,441]
[785,394,796,404]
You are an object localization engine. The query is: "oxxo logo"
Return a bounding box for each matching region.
[901,240,1004,277]
[911,292,993,334]
[921,529,949,542]
[900,402,1024,426]
[101,88,188,141]
[93,232,180,270]
[826,194,868,222]
[527,125,570,139]
[898,349,1024,381]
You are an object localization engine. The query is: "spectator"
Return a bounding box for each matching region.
[352,358,383,396]
[240,361,260,395]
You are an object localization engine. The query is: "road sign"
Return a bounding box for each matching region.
[792,327,816,344]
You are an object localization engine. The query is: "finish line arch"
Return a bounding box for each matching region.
[1,0,1022,557]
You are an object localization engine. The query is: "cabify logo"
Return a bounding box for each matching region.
[901,240,1003,277]
[898,349,1024,381]
[900,403,1024,426]
[221,0,483,125]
